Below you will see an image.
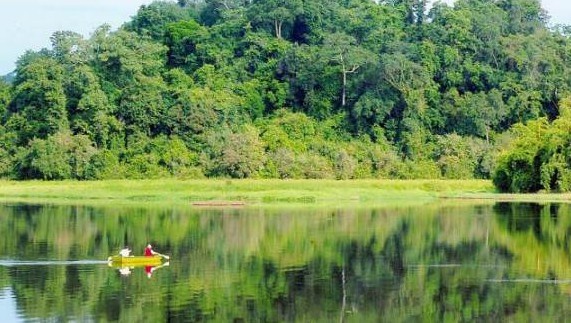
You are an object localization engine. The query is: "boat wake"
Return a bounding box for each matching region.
[0,260,109,267]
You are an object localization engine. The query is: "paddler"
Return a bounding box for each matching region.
[144,244,157,257]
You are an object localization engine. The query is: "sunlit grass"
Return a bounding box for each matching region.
[0,178,567,207]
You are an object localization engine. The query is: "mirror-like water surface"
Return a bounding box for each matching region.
[1,201,571,321]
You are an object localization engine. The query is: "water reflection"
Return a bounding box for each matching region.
[0,201,571,321]
[109,262,170,278]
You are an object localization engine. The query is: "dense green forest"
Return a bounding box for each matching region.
[1,0,571,190]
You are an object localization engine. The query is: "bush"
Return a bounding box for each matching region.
[16,131,97,180]
[491,119,547,192]
[539,154,571,192]
[334,150,357,179]
[433,134,487,179]
[208,125,266,178]
[297,153,333,179]
[264,148,297,179]
[369,147,405,179]
[400,159,441,179]
[85,150,125,179]
[124,153,168,179]
[0,147,14,178]
[438,155,473,179]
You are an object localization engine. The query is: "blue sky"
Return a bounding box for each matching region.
[0,0,570,75]
[0,0,154,74]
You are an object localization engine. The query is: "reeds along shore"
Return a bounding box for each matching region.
[1,179,570,207]
[0,179,506,208]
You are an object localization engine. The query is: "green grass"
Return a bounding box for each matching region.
[0,179,567,207]
[0,179,489,206]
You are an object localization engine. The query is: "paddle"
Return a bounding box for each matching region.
[155,252,170,260]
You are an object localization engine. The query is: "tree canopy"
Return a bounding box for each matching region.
[1,0,570,183]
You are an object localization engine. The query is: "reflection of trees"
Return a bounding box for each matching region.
[495,202,543,238]
[382,221,408,279]
[1,202,571,321]
[493,202,571,280]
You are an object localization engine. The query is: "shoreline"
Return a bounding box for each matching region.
[0,179,568,207]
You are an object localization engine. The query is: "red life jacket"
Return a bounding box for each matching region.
[144,247,153,256]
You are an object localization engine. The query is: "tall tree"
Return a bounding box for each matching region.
[391,0,427,26]
[248,0,303,39]
[65,66,114,147]
[50,31,87,66]
[90,28,167,88]
[498,0,547,35]
[164,19,210,70]
[0,80,10,120]
[322,33,374,107]
[9,56,68,143]
[126,1,197,40]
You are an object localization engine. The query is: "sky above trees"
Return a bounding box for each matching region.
[0,0,154,74]
[0,0,570,75]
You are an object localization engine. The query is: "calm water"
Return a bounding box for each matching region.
[0,201,571,321]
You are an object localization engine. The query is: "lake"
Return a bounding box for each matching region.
[0,201,570,321]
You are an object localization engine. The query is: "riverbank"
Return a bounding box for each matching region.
[0,179,567,207]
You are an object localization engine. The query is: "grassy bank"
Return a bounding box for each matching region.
[0,179,496,207]
[1,179,570,207]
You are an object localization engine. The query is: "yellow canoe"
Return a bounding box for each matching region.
[107,255,164,266]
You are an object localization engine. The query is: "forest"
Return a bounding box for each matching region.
[1,0,571,192]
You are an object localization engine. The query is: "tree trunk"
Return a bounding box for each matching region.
[275,20,282,39]
[342,70,347,107]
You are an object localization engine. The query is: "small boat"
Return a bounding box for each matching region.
[107,255,164,266]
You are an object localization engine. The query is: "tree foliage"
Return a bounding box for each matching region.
[1,0,570,180]
[493,97,571,192]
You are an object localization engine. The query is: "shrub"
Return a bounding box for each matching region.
[264,148,297,179]
[334,150,357,179]
[491,119,547,192]
[85,150,125,179]
[297,153,334,179]
[214,126,266,178]
[400,159,441,179]
[16,131,97,180]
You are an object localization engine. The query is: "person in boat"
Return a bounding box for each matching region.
[143,244,170,278]
[144,244,157,257]
[119,248,132,257]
